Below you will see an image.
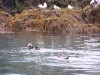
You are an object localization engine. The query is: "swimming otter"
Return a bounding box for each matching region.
[64,56,69,59]
[57,53,69,59]
[28,43,33,49]
[27,43,40,50]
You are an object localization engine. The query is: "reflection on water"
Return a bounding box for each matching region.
[0,32,100,75]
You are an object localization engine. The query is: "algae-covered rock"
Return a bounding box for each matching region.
[8,9,80,31]
[0,10,12,32]
[8,8,100,34]
[82,4,100,24]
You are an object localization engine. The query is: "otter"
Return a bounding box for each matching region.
[27,43,33,49]
[27,43,40,50]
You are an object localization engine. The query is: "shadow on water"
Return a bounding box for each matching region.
[0,32,100,75]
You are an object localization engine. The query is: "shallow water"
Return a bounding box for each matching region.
[0,32,100,75]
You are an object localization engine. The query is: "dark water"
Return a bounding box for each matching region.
[0,32,100,75]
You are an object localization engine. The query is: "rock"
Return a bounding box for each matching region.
[82,4,100,24]
[8,8,100,34]
[0,11,12,33]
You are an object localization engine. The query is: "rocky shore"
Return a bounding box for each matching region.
[0,0,100,34]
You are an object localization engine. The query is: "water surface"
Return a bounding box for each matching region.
[0,32,100,75]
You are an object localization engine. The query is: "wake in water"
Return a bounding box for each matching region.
[19,47,70,64]
[18,47,92,67]
[18,41,100,68]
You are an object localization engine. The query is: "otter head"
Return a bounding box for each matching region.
[28,43,33,49]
